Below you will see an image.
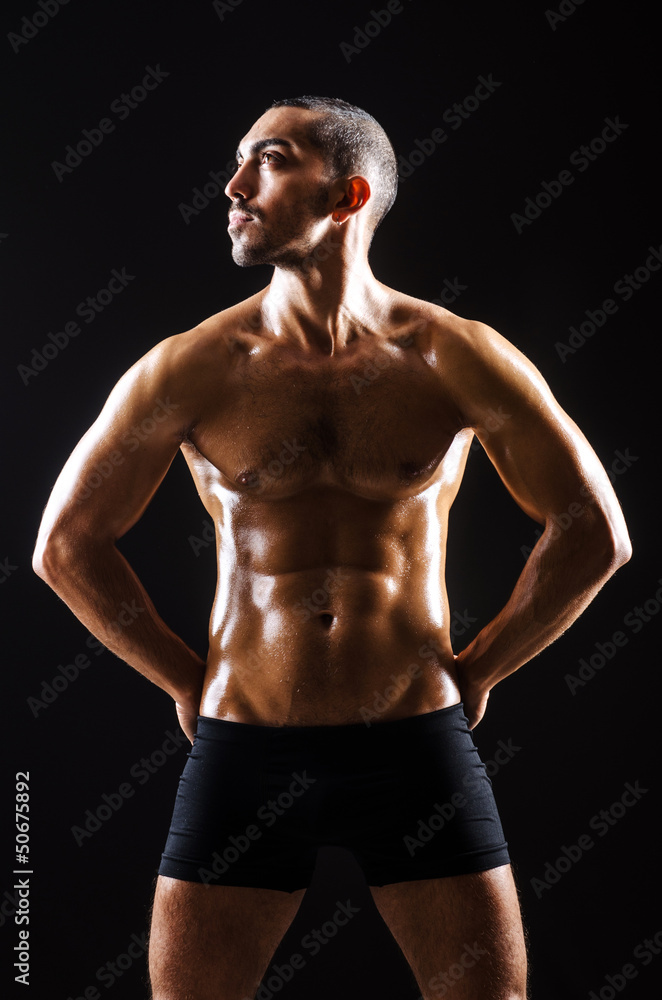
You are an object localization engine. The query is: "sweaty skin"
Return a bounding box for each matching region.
[32,294,630,737]
[178,297,468,727]
[34,103,632,1000]
[33,107,631,746]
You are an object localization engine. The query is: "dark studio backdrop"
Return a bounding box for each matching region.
[2,1,660,997]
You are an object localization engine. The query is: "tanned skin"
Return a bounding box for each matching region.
[34,105,631,999]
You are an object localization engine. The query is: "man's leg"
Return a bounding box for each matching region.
[369,865,527,1000]
[148,875,306,1000]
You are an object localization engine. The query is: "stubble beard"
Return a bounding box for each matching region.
[229,183,332,272]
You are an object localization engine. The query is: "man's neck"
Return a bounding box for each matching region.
[262,248,384,355]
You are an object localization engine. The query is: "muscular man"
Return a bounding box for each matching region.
[33,96,631,999]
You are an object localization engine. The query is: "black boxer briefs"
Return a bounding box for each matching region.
[158,701,510,892]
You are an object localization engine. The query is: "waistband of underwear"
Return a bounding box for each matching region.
[193,700,469,744]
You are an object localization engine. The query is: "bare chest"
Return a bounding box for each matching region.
[186,341,462,500]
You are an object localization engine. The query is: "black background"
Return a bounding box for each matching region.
[2,0,660,997]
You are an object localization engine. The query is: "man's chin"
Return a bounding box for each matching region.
[230,245,268,267]
[229,237,311,271]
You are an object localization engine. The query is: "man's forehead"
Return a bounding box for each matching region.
[237,106,322,157]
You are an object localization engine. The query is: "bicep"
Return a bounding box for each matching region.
[38,350,187,545]
[454,323,618,526]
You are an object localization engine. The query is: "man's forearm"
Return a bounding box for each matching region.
[455,511,630,694]
[34,537,206,706]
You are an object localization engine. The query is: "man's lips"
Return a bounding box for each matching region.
[228,212,255,229]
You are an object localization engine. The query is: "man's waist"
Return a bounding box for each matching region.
[200,648,460,727]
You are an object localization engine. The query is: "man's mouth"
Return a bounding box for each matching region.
[228,211,255,229]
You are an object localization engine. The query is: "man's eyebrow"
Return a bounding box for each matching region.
[235,137,297,159]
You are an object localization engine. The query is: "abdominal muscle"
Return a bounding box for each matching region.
[199,565,461,726]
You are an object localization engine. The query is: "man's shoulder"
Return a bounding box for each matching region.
[144,291,268,372]
[387,291,548,415]
[387,289,508,358]
[192,291,268,339]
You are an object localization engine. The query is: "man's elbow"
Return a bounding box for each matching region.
[592,509,632,577]
[552,503,632,582]
[33,527,91,587]
[608,524,633,571]
[33,531,68,586]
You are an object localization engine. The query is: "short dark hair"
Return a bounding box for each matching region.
[269,95,398,236]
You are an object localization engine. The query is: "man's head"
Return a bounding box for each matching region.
[225,97,398,269]
[269,96,398,234]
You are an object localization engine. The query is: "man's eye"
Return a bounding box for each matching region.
[232,153,279,171]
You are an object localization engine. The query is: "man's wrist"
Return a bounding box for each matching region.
[170,652,206,708]
[454,649,492,697]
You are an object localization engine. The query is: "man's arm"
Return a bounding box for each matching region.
[32,335,207,742]
[444,319,632,727]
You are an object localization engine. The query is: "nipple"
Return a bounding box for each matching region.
[236,469,259,488]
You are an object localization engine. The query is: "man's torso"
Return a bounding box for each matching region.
[170,288,476,725]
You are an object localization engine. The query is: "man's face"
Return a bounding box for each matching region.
[225,107,335,269]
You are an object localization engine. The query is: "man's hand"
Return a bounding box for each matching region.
[176,699,200,745]
[454,654,490,729]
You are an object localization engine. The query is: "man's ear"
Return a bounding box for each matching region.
[333,176,371,223]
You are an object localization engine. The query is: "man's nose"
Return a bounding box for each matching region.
[225,161,253,201]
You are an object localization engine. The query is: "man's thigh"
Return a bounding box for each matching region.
[369,865,527,1000]
[148,875,306,1000]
